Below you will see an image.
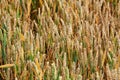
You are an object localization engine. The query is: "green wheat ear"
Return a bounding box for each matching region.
[1,30,7,64]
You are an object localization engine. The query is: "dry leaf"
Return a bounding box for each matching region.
[0,64,15,68]
[101,51,106,67]
[19,33,25,41]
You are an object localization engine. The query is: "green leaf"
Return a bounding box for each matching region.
[2,23,8,32]
[16,9,20,18]
[0,29,3,41]
[72,50,78,63]
[27,53,34,61]
[30,72,33,80]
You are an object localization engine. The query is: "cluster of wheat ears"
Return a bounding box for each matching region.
[0,0,120,80]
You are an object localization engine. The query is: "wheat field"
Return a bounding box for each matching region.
[0,0,120,80]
